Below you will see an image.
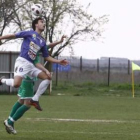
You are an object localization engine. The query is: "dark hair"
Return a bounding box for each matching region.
[32,17,43,30]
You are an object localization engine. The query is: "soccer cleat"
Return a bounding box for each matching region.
[0,76,5,85]
[4,122,11,134]
[30,99,42,111]
[4,120,17,135]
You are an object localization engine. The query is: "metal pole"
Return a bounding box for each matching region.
[97,58,99,72]
[80,56,82,72]
[108,58,111,86]
[56,56,58,86]
[9,52,12,93]
[128,59,130,75]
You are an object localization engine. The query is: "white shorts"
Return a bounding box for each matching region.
[14,57,42,78]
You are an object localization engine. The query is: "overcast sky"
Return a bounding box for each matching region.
[62,0,140,60]
[2,0,140,60]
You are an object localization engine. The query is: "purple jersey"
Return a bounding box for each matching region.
[15,30,49,63]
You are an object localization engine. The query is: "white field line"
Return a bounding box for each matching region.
[0,129,140,136]
[26,118,139,123]
[0,118,140,136]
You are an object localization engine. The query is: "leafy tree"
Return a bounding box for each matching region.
[0,0,108,68]
[0,0,32,47]
[0,0,15,45]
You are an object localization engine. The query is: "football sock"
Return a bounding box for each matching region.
[8,105,30,126]
[9,101,22,118]
[1,79,14,87]
[32,79,50,101]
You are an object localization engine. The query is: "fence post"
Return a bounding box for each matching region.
[128,59,130,75]
[49,72,53,95]
[9,51,12,93]
[56,56,58,86]
[97,58,99,72]
[80,56,82,72]
[108,57,111,86]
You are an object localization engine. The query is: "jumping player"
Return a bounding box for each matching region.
[3,35,67,135]
[0,17,68,134]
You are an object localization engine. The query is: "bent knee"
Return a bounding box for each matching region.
[14,76,22,88]
[42,75,52,80]
[14,83,20,88]
[46,77,52,80]
[38,72,52,80]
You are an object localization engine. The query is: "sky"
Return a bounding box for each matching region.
[62,0,140,60]
[1,0,140,60]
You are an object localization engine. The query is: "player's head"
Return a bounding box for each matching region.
[32,17,45,32]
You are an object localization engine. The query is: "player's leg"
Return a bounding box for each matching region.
[5,99,31,134]
[8,99,30,128]
[0,76,22,88]
[37,71,51,80]
[4,99,23,135]
[8,79,34,125]
[30,78,50,111]
[0,75,14,87]
[32,71,50,101]
[29,70,51,111]
[4,78,34,134]
[8,100,23,121]
[4,98,24,134]
[0,57,28,88]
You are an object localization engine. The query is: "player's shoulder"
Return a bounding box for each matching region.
[19,29,34,35]
[25,29,39,39]
[27,29,36,34]
[37,34,46,45]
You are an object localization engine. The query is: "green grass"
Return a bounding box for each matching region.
[1,89,140,140]
[51,82,140,97]
[1,83,140,140]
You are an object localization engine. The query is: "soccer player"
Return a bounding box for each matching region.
[3,36,67,135]
[0,17,68,133]
[4,59,41,135]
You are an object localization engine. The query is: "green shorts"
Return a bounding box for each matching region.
[18,80,34,99]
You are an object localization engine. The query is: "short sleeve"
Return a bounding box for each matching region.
[15,30,30,38]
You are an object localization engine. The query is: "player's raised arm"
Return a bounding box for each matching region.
[45,56,68,66]
[48,35,67,49]
[0,34,16,40]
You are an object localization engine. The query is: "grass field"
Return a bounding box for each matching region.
[1,84,140,140]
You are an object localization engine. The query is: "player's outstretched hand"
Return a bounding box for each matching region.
[59,59,69,66]
[60,35,67,43]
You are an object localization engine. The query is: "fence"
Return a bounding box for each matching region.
[0,51,140,93]
[54,56,133,85]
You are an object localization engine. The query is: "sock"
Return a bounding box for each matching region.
[1,79,14,87]
[8,105,30,126]
[8,102,22,118]
[32,79,50,101]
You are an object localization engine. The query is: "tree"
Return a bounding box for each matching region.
[0,0,16,45]
[41,0,109,58]
[0,0,108,65]
[0,0,33,48]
